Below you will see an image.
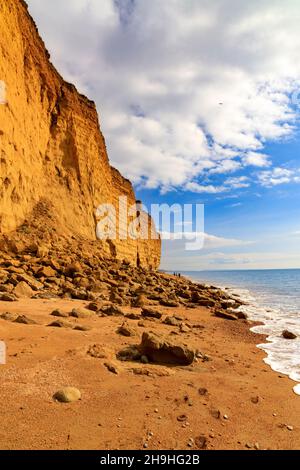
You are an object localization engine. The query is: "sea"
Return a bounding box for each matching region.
[182,269,300,396]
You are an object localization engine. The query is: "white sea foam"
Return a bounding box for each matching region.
[219,285,300,395]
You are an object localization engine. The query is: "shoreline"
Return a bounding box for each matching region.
[181,271,300,397]
[0,291,300,449]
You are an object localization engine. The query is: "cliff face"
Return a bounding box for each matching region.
[0,0,161,269]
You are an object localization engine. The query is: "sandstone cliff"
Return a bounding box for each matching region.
[0,0,160,269]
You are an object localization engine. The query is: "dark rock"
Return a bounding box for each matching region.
[117,322,136,337]
[48,320,72,328]
[0,293,17,302]
[163,316,180,326]
[51,309,69,318]
[141,308,162,320]
[282,330,297,340]
[140,331,195,365]
[14,315,37,325]
[117,345,141,362]
[214,310,237,320]
[159,299,179,308]
[125,313,141,320]
[195,435,207,449]
[101,304,124,316]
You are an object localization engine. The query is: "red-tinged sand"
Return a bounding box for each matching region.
[0,298,299,450]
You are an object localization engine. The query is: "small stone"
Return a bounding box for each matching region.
[282,330,297,340]
[70,307,94,319]
[223,414,229,420]
[245,443,253,449]
[73,325,91,331]
[48,320,72,328]
[14,315,37,325]
[163,316,180,326]
[211,409,221,419]
[254,443,260,450]
[195,435,207,449]
[104,362,119,375]
[287,425,294,431]
[180,324,190,333]
[53,387,81,403]
[198,387,208,396]
[251,396,261,404]
[187,438,194,448]
[51,309,69,318]
[141,355,149,364]
[177,414,188,422]
[143,443,148,449]
[86,302,99,312]
[117,322,136,337]
[0,312,19,322]
[0,293,17,302]
[141,308,162,320]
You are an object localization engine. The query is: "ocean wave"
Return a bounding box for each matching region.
[220,285,300,396]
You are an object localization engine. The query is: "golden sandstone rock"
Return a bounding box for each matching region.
[0,0,160,269]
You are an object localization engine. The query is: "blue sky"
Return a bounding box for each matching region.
[26,0,300,270]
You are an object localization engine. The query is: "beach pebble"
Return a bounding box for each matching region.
[53,387,81,403]
[195,435,207,449]
[177,414,188,422]
[282,330,297,340]
[211,409,221,419]
[251,396,261,404]
[187,438,194,447]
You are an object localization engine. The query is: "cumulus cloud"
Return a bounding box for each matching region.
[258,167,300,187]
[27,0,300,192]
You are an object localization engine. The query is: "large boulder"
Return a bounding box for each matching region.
[140,331,195,365]
[13,281,34,298]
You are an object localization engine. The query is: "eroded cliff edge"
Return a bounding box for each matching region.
[0,0,160,269]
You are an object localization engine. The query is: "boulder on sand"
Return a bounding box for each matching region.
[214,310,237,321]
[53,387,81,403]
[139,331,195,365]
[141,308,162,320]
[282,330,297,340]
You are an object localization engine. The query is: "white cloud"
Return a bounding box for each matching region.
[258,167,300,187]
[242,151,270,167]
[27,0,300,191]
[224,176,250,189]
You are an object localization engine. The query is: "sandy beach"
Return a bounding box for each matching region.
[0,296,299,451]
